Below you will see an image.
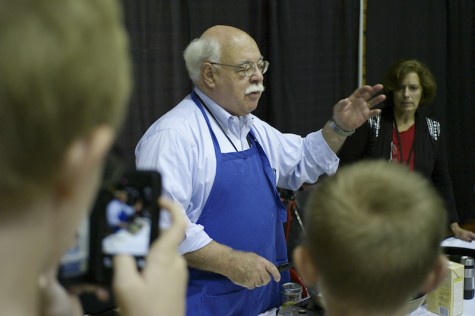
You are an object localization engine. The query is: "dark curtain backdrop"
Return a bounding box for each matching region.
[117,0,474,222]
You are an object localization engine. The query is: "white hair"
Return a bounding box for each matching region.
[183,36,221,84]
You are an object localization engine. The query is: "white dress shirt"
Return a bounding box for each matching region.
[135,88,339,254]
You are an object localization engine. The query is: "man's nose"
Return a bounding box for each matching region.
[249,67,264,82]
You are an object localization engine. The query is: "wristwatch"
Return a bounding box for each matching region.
[328,118,355,137]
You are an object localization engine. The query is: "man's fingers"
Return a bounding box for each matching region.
[368,94,386,108]
[365,84,384,98]
[350,85,371,99]
[266,262,281,283]
[371,84,384,93]
[351,84,384,100]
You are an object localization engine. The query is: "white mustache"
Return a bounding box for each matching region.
[245,83,265,95]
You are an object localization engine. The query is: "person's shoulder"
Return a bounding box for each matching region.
[107,199,121,208]
[423,116,442,141]
[135,96,206,154]
[160,97,202,126]
[359,113,382,138]
[248,114,280,138]
[144,97,204,135]
[417,112,441,141]
[423,115,440,126]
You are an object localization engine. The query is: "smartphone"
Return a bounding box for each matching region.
[58,169,161,285]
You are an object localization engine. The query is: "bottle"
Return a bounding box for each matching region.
[461,256,475,300]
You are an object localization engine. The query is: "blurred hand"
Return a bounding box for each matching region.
[226,251,281,290]
[38,268,108,316]
[451,223,475,242]
[333,84,386,131]
[113,197,187,316]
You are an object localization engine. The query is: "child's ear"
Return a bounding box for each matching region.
[419,255,448,294]
[56,126,114,199]
[293,245,318,286]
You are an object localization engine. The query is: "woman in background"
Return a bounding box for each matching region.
[339,59,475,241]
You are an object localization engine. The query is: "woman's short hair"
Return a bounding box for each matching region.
[382,59,437,106]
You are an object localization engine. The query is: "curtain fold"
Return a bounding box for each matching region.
[445,0,475,222]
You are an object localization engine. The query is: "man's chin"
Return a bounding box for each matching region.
[245,103,259,114]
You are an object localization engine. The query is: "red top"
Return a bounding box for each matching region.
[390,124,416,170]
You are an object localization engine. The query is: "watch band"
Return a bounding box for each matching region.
[328,118,355,137]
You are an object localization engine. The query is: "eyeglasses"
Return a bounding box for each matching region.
[208,60,269,77]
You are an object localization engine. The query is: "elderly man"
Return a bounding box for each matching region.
[136,25,385,315]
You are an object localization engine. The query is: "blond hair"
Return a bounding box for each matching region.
[0,0,131,208]
[304,160,446,313]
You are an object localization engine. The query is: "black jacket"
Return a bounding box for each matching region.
[338,108,459,224]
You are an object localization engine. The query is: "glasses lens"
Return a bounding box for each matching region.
[240,61,269,77]
[241,63,253,77]
[258,61,269,74]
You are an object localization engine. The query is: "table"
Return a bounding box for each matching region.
[409,296,475,315]
[410,238,475,315]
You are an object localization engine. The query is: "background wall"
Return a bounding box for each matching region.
[117,0,475,222]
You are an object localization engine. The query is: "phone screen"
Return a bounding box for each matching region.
[58,170,161,285]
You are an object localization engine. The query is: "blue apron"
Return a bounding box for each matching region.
[186,91,290,316]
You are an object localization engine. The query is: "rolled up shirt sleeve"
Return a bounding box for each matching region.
[178,220,213,254]
[158,206,213,254]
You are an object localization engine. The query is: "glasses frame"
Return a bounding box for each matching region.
[208,60,269,77]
